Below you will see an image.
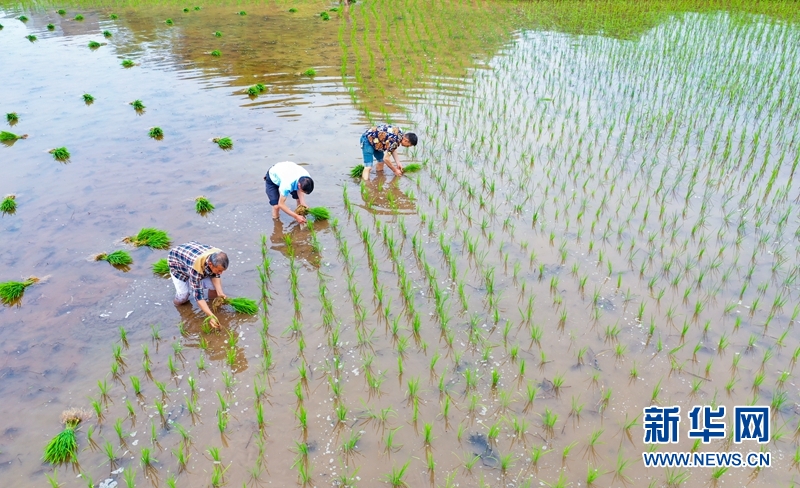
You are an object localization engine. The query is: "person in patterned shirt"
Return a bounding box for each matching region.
[168,241,229,329]
[359,124,418,181]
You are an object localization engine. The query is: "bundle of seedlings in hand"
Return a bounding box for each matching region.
[95,250,133,266]
[149,127,163,139]
[43,408,91,464]
[49,147,70,161]
[402,163,422,173]
[350,164,365,178]
[152,258,170,277]
[124,227,171,249]
[214,297,258,315]
[1,195,16,214]
[130,99,145,111]
[0,131,27,141]
[306,207,331,221]
[195,196,214,214]
[0,277,39,304]
[213,137,232,149]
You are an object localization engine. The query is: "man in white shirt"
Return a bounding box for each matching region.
[264,161,314,224]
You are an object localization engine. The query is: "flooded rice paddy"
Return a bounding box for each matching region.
[2,1,800,486]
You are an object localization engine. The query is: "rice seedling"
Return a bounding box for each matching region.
[403,163,423,173]
[1,195,16,214]
[0,277,39,305]
[319,12,330,21]
[122,59,134,67]
[302,68,317,77]
[95,250,133,267]
[195,196,214,214]
[382,461,410,487]
[0,130,27,143]
[43,408,91,464]
[18,15,28,21]
[165,18,174,25]
[88,40,102,49]
[214,30,222,37]
[124,228,170,249]
[238,10,247,15]
[213,137,233,149]
[74,14,84,20]
[150,258,170,277]
[146,127,164,139]
[306,207,331,220]
[103,30,112,37]
[210,50,222,57]
[49,147,70,161]
[109,13,118,19]
[350,164,366,178]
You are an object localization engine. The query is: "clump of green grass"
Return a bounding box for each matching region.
[19,15,29,22]
[350,164,365,178]
[152,258,170,277]
[95,250,133,266]
[0,131,27,141]
[49,147,70,161]
[403,163,422,173]
[82,93,94,103]
[130,99,145,110]
[0,277,39,304]
[320,12,330,21]
[88,40,101,49]
[302,68,316,77]
[195,196,214,214]
[210,50,221,57]
[47,23,55,30]
[306,207,331,221]
[165,18,174,25]
[124,227,171,249]
[103,30,112,37]
[1,195,17,214]
[122,59,134,68]
[74,14,84,21]
[6,113,18,123]
[149,127,163,139]
[26,34,37,42]
[43,408,91,464]
[213,137,232,149]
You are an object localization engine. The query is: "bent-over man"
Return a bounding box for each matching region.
[168,241,229,329]
[264,161,315,224]
[359,124,418,180]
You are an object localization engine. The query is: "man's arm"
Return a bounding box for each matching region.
[278,195,307,223]
[197,299,219,328]
[391,150,403,172]
[382,153,403,176]
[211,277,226,298]
[297,190,308,208]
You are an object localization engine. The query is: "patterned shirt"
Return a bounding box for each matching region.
[364,124,404,153]
[168,242,221,301]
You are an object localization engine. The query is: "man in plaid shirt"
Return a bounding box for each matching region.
[168,241,229,328]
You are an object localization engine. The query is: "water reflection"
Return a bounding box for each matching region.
[174,296,248,373]
[269,218,324,270]
[357,175,417,216]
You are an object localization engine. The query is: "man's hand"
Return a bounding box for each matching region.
[207,314,220,329]
[393,167,403,177]
[295,214,307,224]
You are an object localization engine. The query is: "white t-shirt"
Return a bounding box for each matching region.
[268,161,310,197]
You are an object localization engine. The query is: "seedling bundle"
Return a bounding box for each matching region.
[95,250,133,266]
[195,196,214,214]
[151,258,170,277]
[124,227,171,249]
[43,408,91,464]
[0,277,40,305]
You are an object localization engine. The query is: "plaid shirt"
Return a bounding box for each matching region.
[168,242,220,301]
[364,124,404,153]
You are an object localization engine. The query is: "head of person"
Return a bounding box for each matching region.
[401,132,418,148]
[298,176,314,195]
[208,252,229,274]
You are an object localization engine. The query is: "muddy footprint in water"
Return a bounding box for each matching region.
[468,433,499,468]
